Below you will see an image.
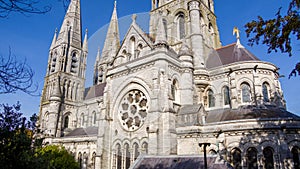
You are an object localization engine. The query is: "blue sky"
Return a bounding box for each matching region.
[0,0,299,118]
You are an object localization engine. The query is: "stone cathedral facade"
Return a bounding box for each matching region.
[38,0,300,168]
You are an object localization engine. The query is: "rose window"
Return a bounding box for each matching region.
[118,90,149,131]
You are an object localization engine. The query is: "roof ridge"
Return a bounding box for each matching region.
[216,43,236,50]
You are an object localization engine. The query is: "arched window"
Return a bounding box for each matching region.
[81,113,85,127]
[124,143,131,169]
[70,52,78,73]
[133,143,140,160]
[130,37,136,59]
[247,147,258,169]
[142,142,148,154]
[163,18,168,39]
[64,115,69,129]
[83,152,88,169]
[263,147,274,169]
[231,148,242,169]
[78,152,83,168]
[292,147,300,169]
[223,86,231,106]
[241,83,252,103]
[116,144,122,169]
[171,80,179,102]
[92,112,97,126]
[208,89,215,107]
[177,13,185,40]
[51,52,57,73]
[156,0,159,8]
[137,44,143,57]
[262,82,270,102]
[91,152,96,169]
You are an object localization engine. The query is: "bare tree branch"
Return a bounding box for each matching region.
[0,0,52,18]
[0,48,38,95]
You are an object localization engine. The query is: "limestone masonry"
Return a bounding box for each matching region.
[37,0,300,168]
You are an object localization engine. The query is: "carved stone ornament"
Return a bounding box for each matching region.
[118,90,149,131]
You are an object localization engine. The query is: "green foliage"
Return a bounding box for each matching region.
[245,0,300,77]
[0,103,79,169]
[34,145,80,169]
[0,102,34,169]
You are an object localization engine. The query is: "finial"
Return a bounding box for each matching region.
[233,27,240,39]
[114,0,117,8]
[132,14,137,22]
[233,27,242,46]
[85,28,88,34]
[55,28,58,33]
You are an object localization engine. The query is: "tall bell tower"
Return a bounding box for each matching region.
[149,0,221,68]
[39,0,88,138]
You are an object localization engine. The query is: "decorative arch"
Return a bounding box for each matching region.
[246,147,258,169]
[222,85,231,106]
[115,143,122,169]
[70,50,79,73]
[263,147,275,169]
[241,82,252,103]
[130,36,136,59]
[91,152,96,169]
[124,143,131,169]
[80,113,85,127]
[262,82,270,102]
[176,12,186,40]
[142,142,149,154]
[92,111,97,126]
[207,89,215,107]
[230,148,242,169]
[133,142,140,160]
[292,146,300,169]
[171,78,180,103]
[63,112,71,129]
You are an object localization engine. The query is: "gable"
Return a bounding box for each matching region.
[112,22,154,67]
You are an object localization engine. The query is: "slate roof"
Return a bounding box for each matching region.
[178,104,203,115]
[65,126,98,137]
[206,43,260,69]
[206,105,300,123]
[84,83,106,100]
[131,155,233,169]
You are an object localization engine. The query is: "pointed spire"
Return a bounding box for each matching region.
[83,29,88,52]
[101,1,120,60]
[56,0,82,48]
[50,28,58,50]
[154,12,168,47]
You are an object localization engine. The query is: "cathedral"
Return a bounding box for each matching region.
[37,0,300,168]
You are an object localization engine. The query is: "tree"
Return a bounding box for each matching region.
[0,102,36,169]
[34,145,80,169]
[0,49,37,94]
[245,0,300,78]
[0,103,79,169]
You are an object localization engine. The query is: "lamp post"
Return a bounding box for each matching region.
[199,143,211,169]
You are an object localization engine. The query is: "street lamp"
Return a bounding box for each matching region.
[199,143,211,169]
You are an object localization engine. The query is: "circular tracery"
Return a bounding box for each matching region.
[118,90,149,131]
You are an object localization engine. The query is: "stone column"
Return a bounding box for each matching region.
[189,1,204,69]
